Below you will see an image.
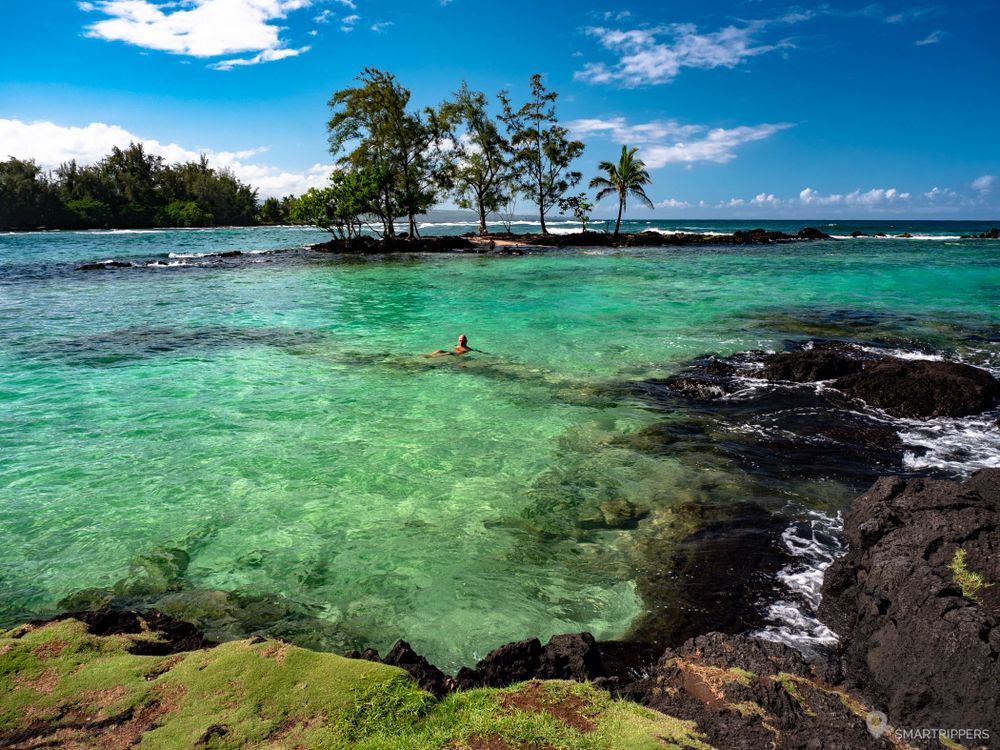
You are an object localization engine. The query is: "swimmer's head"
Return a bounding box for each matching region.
[458,334,468,347]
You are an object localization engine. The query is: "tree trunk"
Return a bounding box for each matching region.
[539,207,547,235]
[613,195,624,243]
[478,199,488,236]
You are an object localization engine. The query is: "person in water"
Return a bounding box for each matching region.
[426,334,473,357]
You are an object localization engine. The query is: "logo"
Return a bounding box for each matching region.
[867,711,889,738]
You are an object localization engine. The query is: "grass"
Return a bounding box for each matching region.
[0,617,715,750]
[948,548,994,606]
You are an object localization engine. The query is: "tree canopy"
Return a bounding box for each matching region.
[0,145,262,231]
[500,75,585,235]
[589,145,654,241]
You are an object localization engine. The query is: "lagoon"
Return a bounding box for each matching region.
[1,221,998,669]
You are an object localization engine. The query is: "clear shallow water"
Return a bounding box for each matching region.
[1,222,998,668]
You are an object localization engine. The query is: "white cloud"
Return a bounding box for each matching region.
[0,118,331,198]
[210,45,310,70]
[576,18,795,87]
[655,198,692,209]
[80,0,314,68]
[971,174,996,192]
[370,21,393,33]
[568,116,791,167]
[799,186,910,206]
[335,0,356,8]
[340,13,359,30]
[314,8,333,22]
[924,186,957,200]
[568,116,701,143]
[751,192,779,205]
[915,30,943,45]
[641,124,792,167]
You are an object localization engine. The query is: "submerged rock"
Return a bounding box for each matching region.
[577,499,650,530]
[820,470,1000,741]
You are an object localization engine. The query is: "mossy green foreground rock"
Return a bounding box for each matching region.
[0,617,709,750]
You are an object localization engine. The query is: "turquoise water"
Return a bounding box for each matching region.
[1,223,998,668]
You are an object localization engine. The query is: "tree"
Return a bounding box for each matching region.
[258,197,284,224]
[558,193,594,232]
[95,143,165,227]
[290,167,383,239]
[444,83,511,235]
[588,145,654,242]
[64,197,112,229]
[156,200,213,227]
[328,68,453,238]
[499,74,584,235]
[0,158,61,229]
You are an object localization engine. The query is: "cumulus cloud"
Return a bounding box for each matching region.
[971,174,996,192]
[798,187,910,206]
[924,186,958,200]
[655,198,692,209]
[79,0,314,68]
[340,13,359,30]
[370,20,393,33]
[575,17,796,86]
[0,118,331,198]
[568,116,791,167]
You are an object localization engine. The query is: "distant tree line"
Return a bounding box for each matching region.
[0,144,296,231]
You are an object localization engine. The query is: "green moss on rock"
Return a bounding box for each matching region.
[0,618,714,750]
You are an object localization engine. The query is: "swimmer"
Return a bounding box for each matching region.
[425,334,474,357]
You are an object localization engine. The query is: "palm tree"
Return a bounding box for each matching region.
[589,145,654,242]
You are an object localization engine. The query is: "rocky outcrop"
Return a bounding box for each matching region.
[633,633,895,749]
[661,342,1000,419]
[820,470,1000,742]
[519,228,835,248]
[761,347,866,381]
[796,226,833,240]
[962,228,1000,239]
[833,359,1000,417]
[311,235,475,253]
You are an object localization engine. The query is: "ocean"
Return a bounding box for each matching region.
[1,219,997,669]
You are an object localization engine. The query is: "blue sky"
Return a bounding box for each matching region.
[1,0,997,218]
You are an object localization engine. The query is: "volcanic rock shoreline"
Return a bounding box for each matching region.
[7,469,998,749]
[307,226,835,254]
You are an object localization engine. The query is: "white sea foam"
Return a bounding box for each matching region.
[641,228,730,236]
[900,415,1000,474]
[412,219,581,230]
[755,510,844,657]
[858,345,944,361]
[167,249,270,259]
[831,234,964,241]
